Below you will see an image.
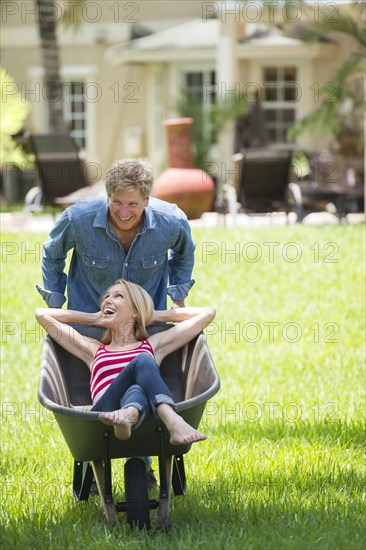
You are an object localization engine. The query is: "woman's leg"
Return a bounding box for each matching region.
[156,403,207,445]
[94,385,149,440]
[124,355,206,445]
[119,353,176,416]
[91,353,173,440]
[92,352,206,445]
[91,353,174,412]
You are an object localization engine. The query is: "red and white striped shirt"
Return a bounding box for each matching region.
[90,340,155,404]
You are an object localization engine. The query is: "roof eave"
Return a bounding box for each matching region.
[106,46,216,65]
[237,41,337,60]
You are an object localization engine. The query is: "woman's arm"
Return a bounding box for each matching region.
[148,306,216,365]
[35,308,102,367]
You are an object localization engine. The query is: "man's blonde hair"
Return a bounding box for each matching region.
[105,158,154,199]
[100,279,154,344]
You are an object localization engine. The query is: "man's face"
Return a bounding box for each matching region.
[108,189,148,232]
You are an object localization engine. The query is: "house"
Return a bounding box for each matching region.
[1,0,360,181]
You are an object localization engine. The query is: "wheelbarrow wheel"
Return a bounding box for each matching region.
[124,458,150,530]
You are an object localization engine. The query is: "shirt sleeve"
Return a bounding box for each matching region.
[37,209,75,307]
[167,216,196,301]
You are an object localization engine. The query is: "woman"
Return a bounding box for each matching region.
[35,279,216,446]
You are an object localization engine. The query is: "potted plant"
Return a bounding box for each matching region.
[174,88,248,170]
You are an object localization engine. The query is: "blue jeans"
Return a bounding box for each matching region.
[91,352,175,430]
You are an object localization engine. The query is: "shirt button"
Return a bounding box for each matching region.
[92,261,95,265]
[154,260,157,265]
[125,262,128,266]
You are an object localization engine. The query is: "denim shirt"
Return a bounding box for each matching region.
[37,197,195,312]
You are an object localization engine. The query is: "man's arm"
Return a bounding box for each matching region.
[167,217,195,306]
[36,209,74,307]
[171,299,185,308]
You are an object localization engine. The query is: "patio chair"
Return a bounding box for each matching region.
[24,134,97,212]
[233,148,298,218]
[287,152,365,222]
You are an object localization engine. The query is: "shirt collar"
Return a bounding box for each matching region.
[93,201,109,228]
[144,204,156,230]
[92,200,156,230]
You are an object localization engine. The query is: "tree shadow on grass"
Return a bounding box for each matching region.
[171,445,365,548]
[2,417,364,548]
[2,457,365,550]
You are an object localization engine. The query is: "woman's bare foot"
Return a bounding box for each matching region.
[156,404,207,446]
[168,417,207,446]
[99,406,139,440]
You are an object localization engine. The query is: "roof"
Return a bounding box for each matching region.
[127,19,219,50]
[240,25,303,47]
[109,19,219,57]
[106,19,218,63]
[106,18,335,65]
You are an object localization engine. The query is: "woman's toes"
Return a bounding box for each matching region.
[170,426,207,446]
[99,412,114,425]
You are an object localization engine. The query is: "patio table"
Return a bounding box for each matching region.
[294,181,364,221]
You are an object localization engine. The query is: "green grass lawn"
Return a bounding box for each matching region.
[1,223,365,549]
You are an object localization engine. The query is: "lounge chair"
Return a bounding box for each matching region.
[24,133,103,211]
[233,148,296,217]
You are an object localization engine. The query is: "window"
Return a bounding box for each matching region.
[32,65,96,158]
[62,81,86,149]
[182,69,216,137]
[262,67,298,144]
[184,70,216,104]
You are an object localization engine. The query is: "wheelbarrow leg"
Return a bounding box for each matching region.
[73,460,94,501]
[91,461,118,524]
[90,430,118,524]
[157,454,173,530]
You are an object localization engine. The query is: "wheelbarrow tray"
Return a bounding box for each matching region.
[38,330,220,462]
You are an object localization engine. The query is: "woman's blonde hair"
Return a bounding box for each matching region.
[100,279,154,344]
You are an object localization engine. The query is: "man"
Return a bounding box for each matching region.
[36,158,196,487]
[37,158,196,337]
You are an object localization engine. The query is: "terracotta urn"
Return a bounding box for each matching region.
[153,118,215,219]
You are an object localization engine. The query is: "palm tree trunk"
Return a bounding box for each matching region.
[36,0,66,132]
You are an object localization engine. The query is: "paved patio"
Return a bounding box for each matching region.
[1,210,365,233]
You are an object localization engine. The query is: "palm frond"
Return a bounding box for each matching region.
[332,51,364,84]
[287,102,340,140]
[317,51,364,103]
[314,10,366,48]
[288,3,365,141]
[0,68,32,135]
[0,68,33,166]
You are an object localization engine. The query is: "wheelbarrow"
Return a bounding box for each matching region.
[38,326,220,529]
